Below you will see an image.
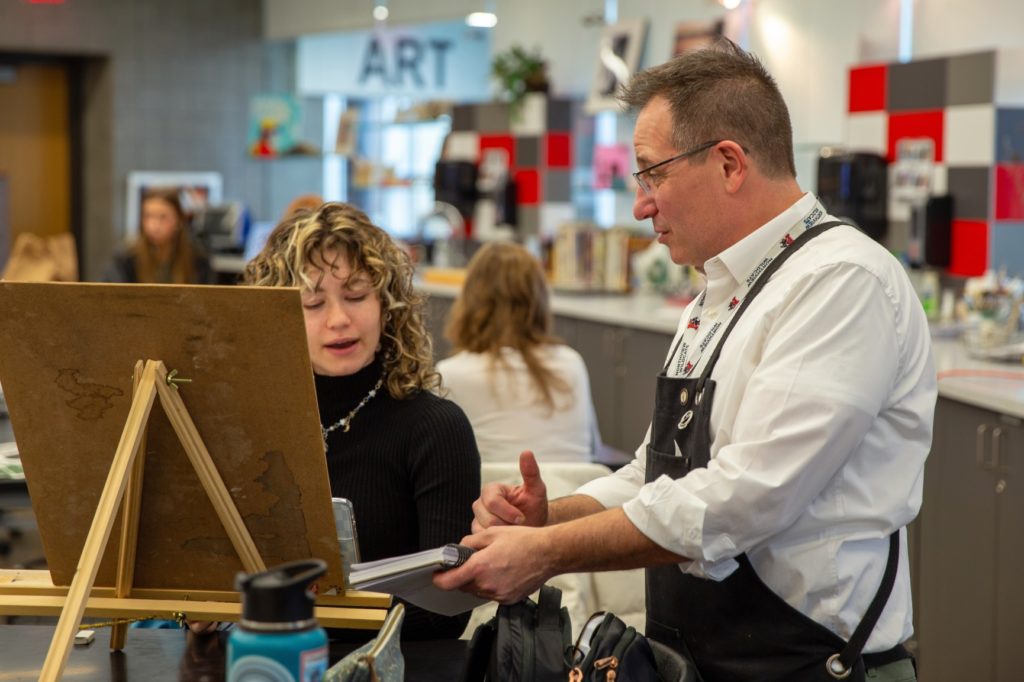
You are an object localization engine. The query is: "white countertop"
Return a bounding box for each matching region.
[419,281,685,335]
[421,282,1024,419]
[932,338,1024,419]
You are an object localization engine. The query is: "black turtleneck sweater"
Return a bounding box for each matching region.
[314,358,481,641]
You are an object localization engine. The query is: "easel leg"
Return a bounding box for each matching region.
[155,366,266,574]
[110,361,149,651]
[38,361,160,682]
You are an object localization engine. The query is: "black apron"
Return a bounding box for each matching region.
[643,222,910,681]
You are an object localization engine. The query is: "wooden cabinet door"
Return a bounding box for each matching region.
[994,415,1024,681]
[916,398,998,681]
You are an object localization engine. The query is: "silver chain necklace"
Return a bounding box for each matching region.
[321,376,384,447]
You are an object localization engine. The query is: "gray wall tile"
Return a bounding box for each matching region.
[516,136,541,168]
[946,51,995,106]
[947,166,991,219]
[888,58,947,112]
[544,169,572,202]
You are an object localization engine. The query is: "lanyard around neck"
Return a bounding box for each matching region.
[664,202,831,377]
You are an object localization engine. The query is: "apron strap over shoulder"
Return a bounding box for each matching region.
[695,220,848,394]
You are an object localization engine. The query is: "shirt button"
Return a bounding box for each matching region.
[688,529,700,541]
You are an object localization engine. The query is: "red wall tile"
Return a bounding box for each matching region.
[887,110,944,162]
[479,134,516,168]
[948,219,989,276]
[994,164,1024,220]
[545,133,572,168]
[514,168,541,205]
[848,64,887,113]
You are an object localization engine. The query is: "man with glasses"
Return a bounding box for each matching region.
[437,38,932,682]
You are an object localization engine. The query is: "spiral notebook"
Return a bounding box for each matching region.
[349,543,485,616]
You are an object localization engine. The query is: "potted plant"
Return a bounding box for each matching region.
[492,44,550,113]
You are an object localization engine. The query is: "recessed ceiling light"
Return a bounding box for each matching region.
[466,12,498,28]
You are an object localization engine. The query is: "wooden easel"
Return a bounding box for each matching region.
[0,282,391,679]
[21,358,385,681]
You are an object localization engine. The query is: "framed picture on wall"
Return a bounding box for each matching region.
[585,18,649,114]
[124,171,223,238]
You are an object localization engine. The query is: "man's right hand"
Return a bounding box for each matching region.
[472,450,549,532]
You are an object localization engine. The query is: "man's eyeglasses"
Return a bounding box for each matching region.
[632,140,723,196]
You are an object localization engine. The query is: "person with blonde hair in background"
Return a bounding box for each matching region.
[244,201,480,641]
[104,186,213,284]
[438,241,599,463]
[280,193,324,221]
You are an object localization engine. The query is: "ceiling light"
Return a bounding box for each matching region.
[719,0,742,8]
[373,5,389,21]
[466,12,497,28]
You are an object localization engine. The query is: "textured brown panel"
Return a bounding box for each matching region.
[0,282,345,593]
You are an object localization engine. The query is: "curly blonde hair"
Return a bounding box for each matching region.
[444,241,571,412]
[244,202,439,399]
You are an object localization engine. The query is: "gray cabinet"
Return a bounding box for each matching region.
[423,293,454,362]
[554,314,672,453]
[915,397,1024,681]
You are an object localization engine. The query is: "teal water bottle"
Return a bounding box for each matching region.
[228,559,329,682]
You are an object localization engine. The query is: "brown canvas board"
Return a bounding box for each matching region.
[0,282,345,592]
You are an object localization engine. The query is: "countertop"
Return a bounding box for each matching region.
[419,280,685,335]
[420,282,1024,419]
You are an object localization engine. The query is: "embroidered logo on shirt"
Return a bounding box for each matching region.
[780,234,794,248]
[687,317,701,330]
[728,296,740,311]
[683,361,694,375]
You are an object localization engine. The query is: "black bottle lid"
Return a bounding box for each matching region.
[235,559,326,627]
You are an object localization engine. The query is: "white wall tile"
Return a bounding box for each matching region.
[945,105,995,165]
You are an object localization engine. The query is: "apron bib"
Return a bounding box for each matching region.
[643,221,908,681]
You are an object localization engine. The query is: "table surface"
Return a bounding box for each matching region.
[0,624,469,681]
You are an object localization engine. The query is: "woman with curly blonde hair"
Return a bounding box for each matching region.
[244,202,480,641]
[439,241,600,463]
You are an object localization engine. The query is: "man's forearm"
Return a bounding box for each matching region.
[544,507,688,573]
[546,494,606,525]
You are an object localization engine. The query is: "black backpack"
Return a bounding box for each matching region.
[568,612,661,681]
[462,585,573,682]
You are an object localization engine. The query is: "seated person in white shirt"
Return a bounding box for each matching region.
[436,39,934,682]
[437,242,599,464]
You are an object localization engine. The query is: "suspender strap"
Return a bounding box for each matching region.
[695,220,848,393]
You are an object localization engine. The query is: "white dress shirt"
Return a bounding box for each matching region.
[438,345,599,463]
[577,193,936,652]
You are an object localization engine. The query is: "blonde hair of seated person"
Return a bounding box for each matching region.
[243,201,439,399]
[444,241,572,413]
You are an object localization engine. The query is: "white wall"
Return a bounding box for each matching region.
[265,0,1024,189]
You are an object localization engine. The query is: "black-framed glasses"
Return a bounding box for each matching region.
[632,140,723,196]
